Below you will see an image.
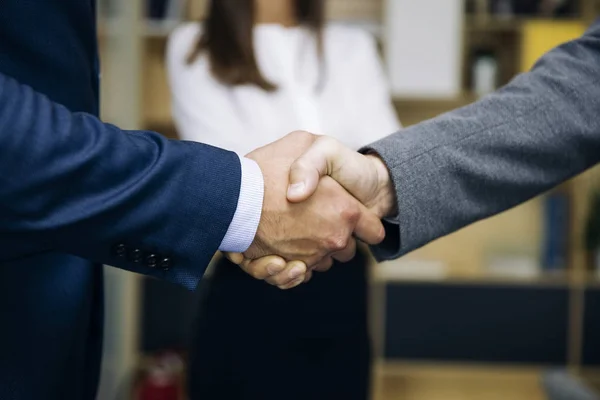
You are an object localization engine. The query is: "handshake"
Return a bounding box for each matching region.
[225,131,398,290]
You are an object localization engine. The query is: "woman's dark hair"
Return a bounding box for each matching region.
[187,0,324,91]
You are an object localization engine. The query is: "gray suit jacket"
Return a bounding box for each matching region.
[366,20,600,260]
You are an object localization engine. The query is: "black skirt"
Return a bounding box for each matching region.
[188,249,371,400]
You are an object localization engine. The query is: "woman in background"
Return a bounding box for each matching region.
[167,0,400,399]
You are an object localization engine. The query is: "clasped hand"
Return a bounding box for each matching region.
[225,131,397,289]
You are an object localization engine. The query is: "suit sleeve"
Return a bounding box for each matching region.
[0,72,243,289]
[363,20,600,261]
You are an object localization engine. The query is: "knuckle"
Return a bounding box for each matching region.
[289,130,315,145]
[338,202,360,224]
[325,235,349,252]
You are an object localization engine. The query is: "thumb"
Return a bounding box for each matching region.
[287,137,340,202]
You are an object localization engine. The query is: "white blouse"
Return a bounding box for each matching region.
[167,23,401,155]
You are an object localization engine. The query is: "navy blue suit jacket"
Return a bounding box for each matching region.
[0,1,242,398]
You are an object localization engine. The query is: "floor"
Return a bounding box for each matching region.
[372,362,546,400]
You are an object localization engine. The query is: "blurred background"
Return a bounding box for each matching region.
[97,0,600,399]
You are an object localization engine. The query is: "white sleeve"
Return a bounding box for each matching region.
[166,24,246,151]
[218,155,264,252]
[348,32,402,148]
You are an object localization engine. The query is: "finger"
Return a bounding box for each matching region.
[287,136,340,202]
[224,252,244,265]
[279,274,306,290]
[311,256,334,272]
[353,203,386,245]
[331,237,357,263]
[265,260,307,287]
[239,256,287,280]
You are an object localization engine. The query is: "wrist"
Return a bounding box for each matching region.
[367,154,397,218]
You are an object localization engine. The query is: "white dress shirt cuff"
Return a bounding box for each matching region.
[218,155,264,253]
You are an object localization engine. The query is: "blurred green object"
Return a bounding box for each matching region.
[585,189,600,251]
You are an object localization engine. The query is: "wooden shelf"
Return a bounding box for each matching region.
[373,267,576,287]
[466,16,523,32]
[373,264,600,287]
[465,16,583,31]
[376,275,573,287]
[393,93,478,126]
[393,92,479,104]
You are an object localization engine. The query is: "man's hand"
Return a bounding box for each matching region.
[234,131,385,288]
[225,252,315,290]
[287,135,397,218]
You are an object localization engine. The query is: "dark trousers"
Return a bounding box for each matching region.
[188,250,371,400]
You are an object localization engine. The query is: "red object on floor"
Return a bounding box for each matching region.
[136,352,183,400]
[137,380,179,400]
